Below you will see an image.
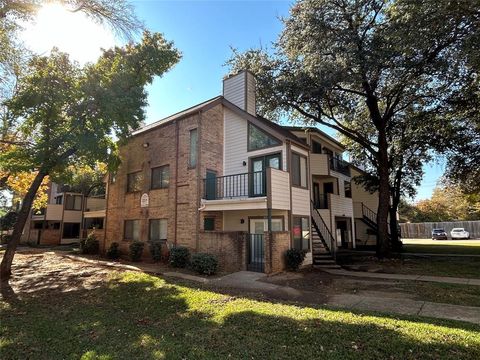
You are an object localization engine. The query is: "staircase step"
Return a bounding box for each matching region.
[313,264,342,269]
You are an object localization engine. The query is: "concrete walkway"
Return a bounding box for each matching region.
[322,268,480,286]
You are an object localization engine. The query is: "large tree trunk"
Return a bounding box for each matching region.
[0,170,47,281]
[389,204,402,252]
[376,131,391,258]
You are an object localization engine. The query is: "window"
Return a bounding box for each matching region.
[151,165,169,189]
[204,217,215,231]
[33,221,43,230]
[124,220,140,241]
[63,223,80,238]
[312,140,322,154]
[65,194,82,210]
[50,222,60,230]
[55,195,63,205]
[344,181,352,198]
[127,171,143,193]
[189,128,198,168]
[248,123,280,151]
[291,152,307,188]
[149,219,167,241]
[85,217,104,230]
[293,217,310,251]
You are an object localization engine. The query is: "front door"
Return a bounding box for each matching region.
[323,182,334,195]
[250,153,281,197]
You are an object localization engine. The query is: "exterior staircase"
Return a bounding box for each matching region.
[360,203,391,241]
[311,202,341,269]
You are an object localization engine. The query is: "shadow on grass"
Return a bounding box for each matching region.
[1,271,480,360]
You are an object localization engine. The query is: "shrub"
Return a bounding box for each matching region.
[80,233,99,255]
[129,241,144,262]
[149,241,163,262]
[106,242,120,260]
[169,246,190,268]
[190,253,218,275]
[285,248,306,271]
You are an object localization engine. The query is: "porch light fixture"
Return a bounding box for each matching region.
[143,142,149,148]
[242,161,247,166]
[240,219,245,224]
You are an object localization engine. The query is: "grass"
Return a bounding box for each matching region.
[2,271,480,359]
[393,257,480,278]
[402,239,480,255]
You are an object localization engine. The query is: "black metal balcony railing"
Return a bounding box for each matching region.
[329,156,351,176]
[313,193,329,209]
[203,171,266,200]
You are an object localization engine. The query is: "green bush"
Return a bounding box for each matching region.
[129,241,144,262]
[285,248,306,271]
[149,241,163,262]
[106,242,120,260]
[190,253,218,275]
[80,233,99,255]
[169,246,190,268]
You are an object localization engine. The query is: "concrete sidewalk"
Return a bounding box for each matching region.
[322,268,480,286]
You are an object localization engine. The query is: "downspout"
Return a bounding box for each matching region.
[174,120,179,246]
[195,110,202,252]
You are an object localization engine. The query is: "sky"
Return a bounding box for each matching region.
[20,0,443,201]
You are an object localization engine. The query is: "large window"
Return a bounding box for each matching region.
[291,152,307,188]
[63,222,80,239]
[344,181,352,198]
[127,171,143,193]
[65,194,82,210]
[311,140,322,154]
[151,165,170,189]
[84,217,104,230]
[248,123,280,151]
[293,217,310,251]
[149,219,167,241]
[204,217,215,231]
[189,128,198,168]
[124,220,140,241]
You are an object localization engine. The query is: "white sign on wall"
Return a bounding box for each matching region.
[140,193,149,208]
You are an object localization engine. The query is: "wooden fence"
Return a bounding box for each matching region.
[400,221,480,239]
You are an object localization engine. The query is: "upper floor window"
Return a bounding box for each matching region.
[189,128,198,168]
[344,181,352,198]
[311,140,322,154]
[151,165,169,189]
[291,152,307,188]
[65,194,82,210]
[248,123,280,151]
[127,171,143,193]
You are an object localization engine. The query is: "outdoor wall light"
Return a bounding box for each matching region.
[143,142,149,148]
[242,161,247,166]
[240,219,245,224]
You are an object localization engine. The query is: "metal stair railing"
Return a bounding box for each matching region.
[310,201,336,260]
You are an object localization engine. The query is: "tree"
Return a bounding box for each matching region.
[57,162,107,196]
[0,32,181,279]
[227,0,480,257]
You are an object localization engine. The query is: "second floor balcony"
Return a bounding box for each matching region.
[201,168,294,211]
[310,153,351,177]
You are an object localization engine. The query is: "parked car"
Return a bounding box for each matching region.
[431,228,448,240]
[450,228,470,240]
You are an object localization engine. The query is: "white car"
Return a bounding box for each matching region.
[450,228,470,240]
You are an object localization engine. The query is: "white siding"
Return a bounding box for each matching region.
[270,169,290,210]
[223,210,289,232]
[63,210,82,223]
[223,72,246,110]
[310,153,329,176]
[45,204,63,221]
[291,187,310,216]
[224,109,286,176]
[291,144,308,157]
[245,72,256,115]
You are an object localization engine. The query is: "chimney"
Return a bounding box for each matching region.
[223,70,256,115]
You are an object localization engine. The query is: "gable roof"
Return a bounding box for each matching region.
[282,126,346,150]
[130,96,309,150]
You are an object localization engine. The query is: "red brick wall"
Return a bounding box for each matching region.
[104,103,224,256]
[264,231,290,274]
[198,231,247,272]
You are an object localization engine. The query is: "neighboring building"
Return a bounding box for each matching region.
[21,183,106,245]
[103,71,382,273]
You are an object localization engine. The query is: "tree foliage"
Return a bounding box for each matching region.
[227,0,480,256]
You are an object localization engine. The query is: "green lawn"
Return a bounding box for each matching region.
[2,271,480,359]
[394,257,480,278]
[402,239,480,255]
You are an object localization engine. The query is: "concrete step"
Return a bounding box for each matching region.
[313,264,342,269]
